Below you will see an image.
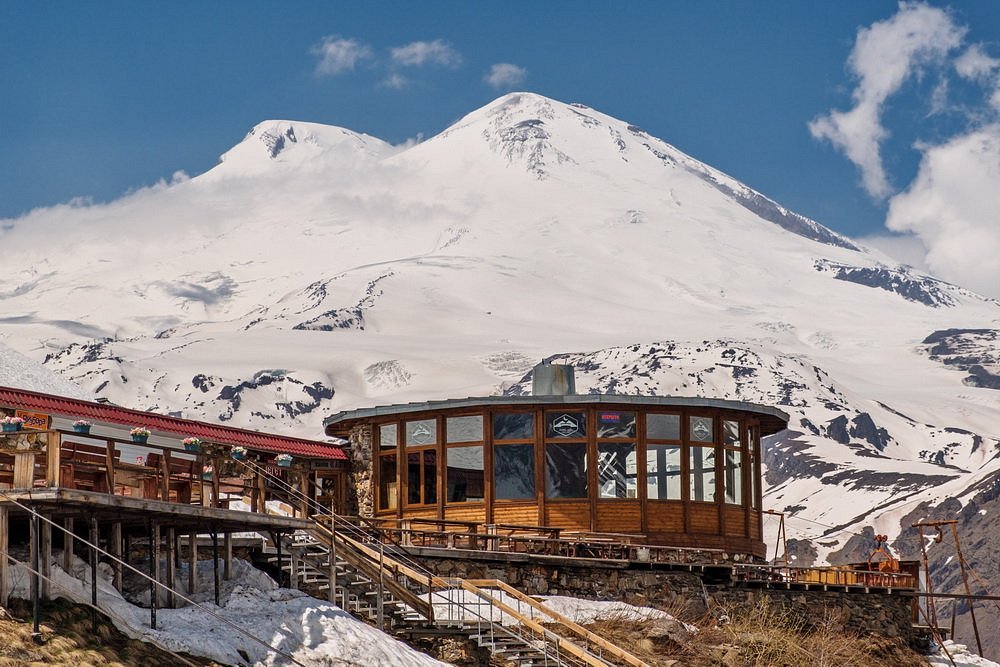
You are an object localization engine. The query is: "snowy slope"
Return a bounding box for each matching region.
[1,92,999,566]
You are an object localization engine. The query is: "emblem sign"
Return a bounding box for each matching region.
[410,423,433,445]
[551,414,581,437]
[692,417,712,441]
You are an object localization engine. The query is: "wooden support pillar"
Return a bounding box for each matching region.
[62,518,74,573]
[255,469,266,513]
[0,505,9,608]
[289,548,298,590]
[328,510,337,603]
[211,529,220,607]
[166,527,176,608]
[299,470,310,518]
[31,512,40,639]
[159,451,170,502]
[149,522,157,630]
[187,533,198,595]
[110,522,122,592]
[223,532,232,581]
[89,516,98,634]
[174,530,182,569]
[211,463,221,509]
[46,432,62,487]
[40,515,51,600]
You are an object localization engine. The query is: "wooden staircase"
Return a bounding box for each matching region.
[261,515,650,667]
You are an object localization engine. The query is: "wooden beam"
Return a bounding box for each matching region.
[40,515,51,600]
[46,432,61,487]
[223,532,232,581]
[0,505,8,608]
[111,522,122,592]
[187,532,197,595]
[166,527,176,608]
[62,517,74,576]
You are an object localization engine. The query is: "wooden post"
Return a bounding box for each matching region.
[187,532,198,595]
[63,518,74,573]
[328,508,337,603]
[0,505,8,608]
[256,468,266,513]
[46,432,61,487]
[89,516,98,634]
[223,532,232,581]
[159,451,170,502]
[211,529,220,606]
[166,527,176,608]
[299,469,310,518]
[110,522,122,592]
[105,438,117,496]
[149,522,157,629]
[211,459,221,509]
[290,547,298,590]
[31,512,40,639]
[40,515,51,600]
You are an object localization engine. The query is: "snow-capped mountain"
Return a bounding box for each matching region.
[2,92,999,571]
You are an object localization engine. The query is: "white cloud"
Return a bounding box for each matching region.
[809,2,965,199]
[484,63,527,90]
[885,124,1000,298]
[390,40,462,68]
[380,73,408,90]
[311,36,373,76]
[955,44,1000,81]
[858,233,930,271]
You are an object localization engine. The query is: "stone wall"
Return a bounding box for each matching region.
[411,551,914,645]
[347,424,373,518]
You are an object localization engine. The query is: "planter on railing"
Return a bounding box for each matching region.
[231,446,247,461]
[275,454,293,468]
[130,427,151,443]
[73,420,92,434]
[2,417,25,433]
[182,437,202,452]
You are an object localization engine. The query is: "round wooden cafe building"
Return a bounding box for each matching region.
[325,363,788,559]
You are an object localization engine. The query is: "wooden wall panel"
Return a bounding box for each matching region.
[646,502,684,533]
[403,507,439,520]
[749,512,761,539]
[724,506,747,538]
[492,504,541,526]
[595,502,642,533]
[544,502,590,530]
[443,505,486,524]
[688,503,719,535]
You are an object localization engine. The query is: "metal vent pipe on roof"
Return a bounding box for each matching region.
[531,361,576,396]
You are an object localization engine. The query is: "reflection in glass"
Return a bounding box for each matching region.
[493,413,534,440]
[646,414,680,440]
[447,415,483,443]
[690,416,714,443]
[406,419,437,447]
[596,412,635,439]
[646,444,681,500]
[546,443,587,498]
[725,449,743,505]
[748,426,758,509]
[494,444,535,500]
[406,450,437,505]
[447,446,485,502]
[723,420,740,447]
[378,454,397,510]
[379,423,397,449]
[546,412,586,439]
[598,442,636,498]
[689,445,716,502]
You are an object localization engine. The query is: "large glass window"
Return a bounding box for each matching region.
[646,413,680,440]
[596,411,635,439]
[406,419,437,447]
[379,423,397,449]
[446,446,484,503]
[724,449,743,505]
[748,425,759,510]
[546,412,586,439]
[447,415,483,443]
[493,413,533,440]
[378,454,398,510]
[494,444,535,500]
[646,444,682,500]
[598,442,636,498]
[723,419,740,447]
[406,450,437,505]
[545,443,587,498]
[689,445,716,502]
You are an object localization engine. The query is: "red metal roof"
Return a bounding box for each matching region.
[0,385,346,460]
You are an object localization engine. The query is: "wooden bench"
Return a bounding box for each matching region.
[60,441,120,493]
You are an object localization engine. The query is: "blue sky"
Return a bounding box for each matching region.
[3,1,1000,293]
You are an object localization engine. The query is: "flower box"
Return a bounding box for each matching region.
[182,437,202,452]
[130,427,151,443]
[2,417,25,433]
[275,454,293,468]
[231,447,247,461]
[73,421,92,434]
[1,423,19,433]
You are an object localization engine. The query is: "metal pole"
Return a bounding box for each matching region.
[378,538,385,631]
[951,523,983,656]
